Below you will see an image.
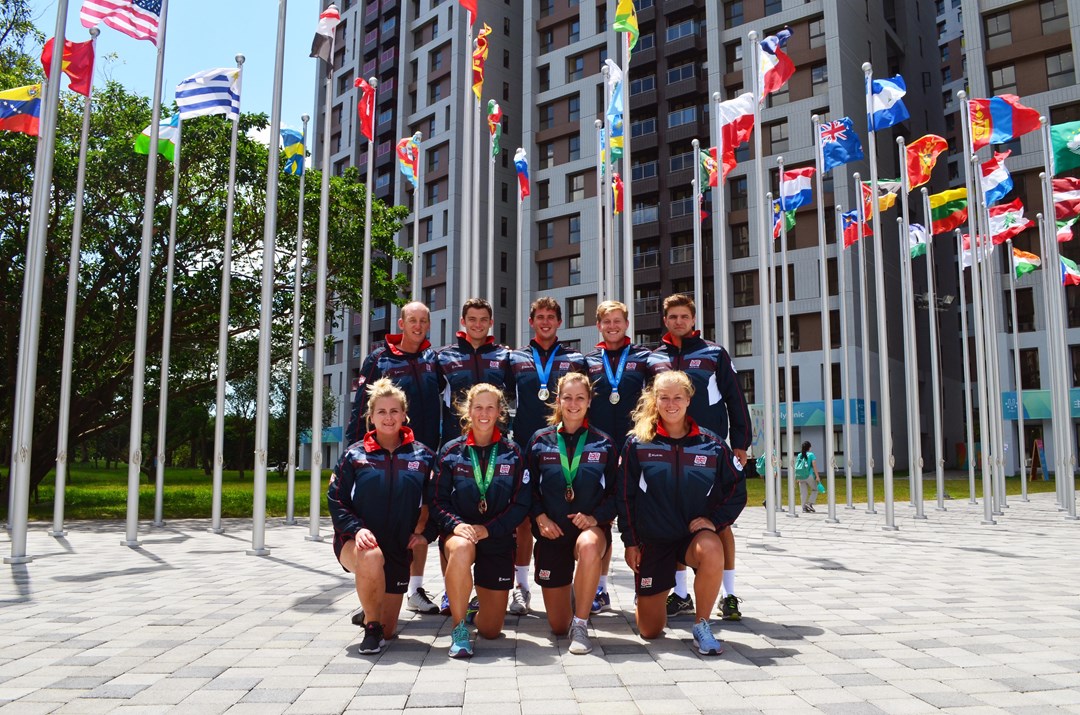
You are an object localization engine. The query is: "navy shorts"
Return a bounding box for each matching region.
[333,531,411,594]
[534,524,612,589]
[440,535,516,591]
[634,533,696,597]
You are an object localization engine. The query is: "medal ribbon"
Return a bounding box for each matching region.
[602,345,630,398]
[531,345,558,394]
[556,426,588,490]
[468,445,498,500]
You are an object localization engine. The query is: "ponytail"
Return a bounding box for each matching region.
[799,441,811,462]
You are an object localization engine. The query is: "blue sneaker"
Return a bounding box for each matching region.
[591,587,611,614]
[439,592,451,616]
[465,596,480,624]
[692,619,723,656]
[448,620,473,658]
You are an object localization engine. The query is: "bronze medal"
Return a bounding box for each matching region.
[565,486,575,503]
[478,497,488,514]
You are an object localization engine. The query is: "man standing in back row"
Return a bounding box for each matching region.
[651,294,751,622]
[508,296,588,615]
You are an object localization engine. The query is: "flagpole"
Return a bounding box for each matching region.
[602,65,614,301]
[595,119,605,303]
[359,76,378,354]
[1035,204,1066,510]
[249,0,287,557]
[920,188,946,511]
[487,112,495,302]
[516,148,525,344]
[768,201,783,514]
[751,30,778,537]
[812,116,837,523]
[211,56,247,534]
[714,92,730,350]
[473,91,482,299]
[413,134,425,295]
[286,113,310,527]
[460,18,473,305]
[692,140,704,306]
[978,187,1007,513]
[896,137,925,519]
[1040,117,1078,518]
[620,42,634,328]
[954,228,978,504]
[775,159,797,519]
[51,26,99,538]
[152,114,183,528]
[121,0,171,549]
[854,171,876,513]
[836,206,855,510]
[861,63,897,531]
[1006,237,1028,502]
[957,90,996,524]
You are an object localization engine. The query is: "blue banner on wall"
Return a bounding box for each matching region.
[299,425,344,444]
[1001,389,1080,420]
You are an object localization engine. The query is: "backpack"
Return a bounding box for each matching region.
[795,452,812,479]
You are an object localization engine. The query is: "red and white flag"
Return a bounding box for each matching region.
[988,198,1033,245]
[718,92,754,181]
[355,77,375,143]
[1053,177,1080,220]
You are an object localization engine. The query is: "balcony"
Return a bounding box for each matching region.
[634,251,660,271]
[663,0,695,12]
[670,245,694,264]
[634,297,661,315]
[632,205,658,225]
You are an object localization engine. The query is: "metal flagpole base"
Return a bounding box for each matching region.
[968,499,978,505]
[305,535,324,542]
[881,525,898,531]
[912,515,927,520]
[936,507,947,512]
[981,519,997,525]
[825,518,839,524]
[762,530,781,537]
[1064,515,1079,521]
[845,505,856,510]
[246,548,271,556]
[993,510,1004,516]
[121,540,141,547]
[866,508,877,514]
[1020,497,1030,503]
[285,518,297,525]
[49,530,66,538]
[787,512,799,519]
[4,555,33,564]
[151,520,165,527]
[210,527,225,534]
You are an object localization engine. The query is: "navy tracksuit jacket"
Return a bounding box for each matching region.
[585,339,656,452]
[508,339,587,450]
[436,333,512,445]
[525,423,618,536]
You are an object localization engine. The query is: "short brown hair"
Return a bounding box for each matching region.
[530,296,562,322]
[461,298,493,320]
[595,300,628,323]
[662,294,696,318]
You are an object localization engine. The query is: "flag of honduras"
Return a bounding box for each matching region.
[868,74,909,131]
[780,167,814,211]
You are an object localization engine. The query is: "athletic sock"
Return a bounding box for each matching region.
[673,570,689,599]
[571,615,588,628]
[598,574,608,590]
[722,569,736,598]
[515,565,531,592]
[407,575,423,597]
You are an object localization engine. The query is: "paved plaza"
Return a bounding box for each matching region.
[2,493,1079,714]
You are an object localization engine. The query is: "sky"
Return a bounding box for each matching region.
[31,0,322,141]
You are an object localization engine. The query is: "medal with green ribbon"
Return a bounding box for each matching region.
[556,425,588,503]
[468,445,497,514]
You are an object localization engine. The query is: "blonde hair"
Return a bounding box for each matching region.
[595,300,629,323]
[629,371,695,443]
[546,372,594,426]
[364,378,409,426]
[455,383,510,436]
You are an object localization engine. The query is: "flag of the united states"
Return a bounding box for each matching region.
[176,68,242,122]
[80,0,162,45]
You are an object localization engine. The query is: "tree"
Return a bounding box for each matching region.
[0,27,411,502]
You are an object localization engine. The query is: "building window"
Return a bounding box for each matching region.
[540,29,553,53]
[666,20,697,42]
[776,316,800,353]
[764,0,782,15]
[424,252,438,277]
[637,33,654,51]
[500,286,508,308]
[538,65,550,92]
[811,64,828,95]
[539,141,554,169]
[733,271,756,307]
[568,95,580,122]
[632,203,658,224]
[667,63,695,85]
[538,261,554,289]
[630,75,655,95]
[768,121,789,154]
[730,176,748,210]
[567,55,585,82]
[597,6,608,32]
[1020,348,1040,389]
[668,105,697,128]
[568,173,585,202]
[731,224,749,258]
[538,180,550,209]
[733,321,752,357]
[430,49,442,71]
[568,297,586,327]
[569,257,581,285]
[539,220,554,249]
[737,370,754,404]
[669,192,695,219]
[1072,345,1080,386]
[1042,0,1069,34]
[724,1,743,29]
[569,20,580,43]
[424,287,438,311]
[984,11,1011,50]
[632,159,657,180]
[504,49,510,69]
[1047,51,1075,91]
[809,18,825,48]
[539,104,554,130]
[539,0,554,17]
[426,181,441,204]
[777,365,800,401]
[1005,287,1036,332]
[631,117,656,137]
[669,151,694,173]
[569,215,581,244]
[989,65,1016,95]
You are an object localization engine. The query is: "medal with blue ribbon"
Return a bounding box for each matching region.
[532,345,557,401]
[603,345,630,405]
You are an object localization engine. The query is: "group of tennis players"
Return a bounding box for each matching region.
[327,294,751,658]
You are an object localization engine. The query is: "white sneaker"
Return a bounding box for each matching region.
[568,620,593,655]
[406,586,440,614]
[509,587,531,615]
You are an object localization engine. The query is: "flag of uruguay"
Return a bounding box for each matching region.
[176,67,241,121]
[868,74,909,131]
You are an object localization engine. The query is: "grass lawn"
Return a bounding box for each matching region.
[2,466,1074,522]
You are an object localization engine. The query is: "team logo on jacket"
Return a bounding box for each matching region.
[689,359,701,368]
[627,362,637,370]
[490,361,500,368]
[587,452,600,462]
[640,577,653,588]
[408,461,420,470]
[694,455,708,466]
[559,362,570,370]
[538,569,551,580]
[499,464,511,475]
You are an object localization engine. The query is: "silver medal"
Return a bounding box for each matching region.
[609,392,620,405]
[538,388,550,401]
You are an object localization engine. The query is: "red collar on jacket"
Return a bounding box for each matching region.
[594,336,631,351]
[363,426,416,453]
[457,331,495,350]
[661,330,701,348]
[558,419,590,434]
[656,418,701,439]
[465,427,503,446]
[528,337,561,353]
[385,333,431,356]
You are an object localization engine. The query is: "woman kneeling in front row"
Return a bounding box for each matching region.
[328,378,437,655]
[617,371,747,655]
[433,383,531,658]
[526,372,617,655]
